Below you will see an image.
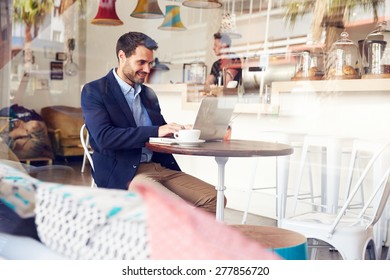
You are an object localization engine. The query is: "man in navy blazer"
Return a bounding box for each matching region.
[81,32,219,214]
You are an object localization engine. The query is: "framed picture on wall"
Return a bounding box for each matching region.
[50,61,63,80]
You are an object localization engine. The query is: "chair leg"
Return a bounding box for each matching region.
[309,239,319,260]
[90,177,96,188]
[81,153,87,173]
[292,144,309,214]
[387,246,390,260]
[366,240,377,260]
[241,193,252,224]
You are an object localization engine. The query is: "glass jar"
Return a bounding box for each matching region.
[291,45,325,80]
[189,62,207,84]
[361,21,390,78]
[326,32,362,79]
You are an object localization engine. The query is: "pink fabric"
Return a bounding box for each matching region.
[134,182,280,260]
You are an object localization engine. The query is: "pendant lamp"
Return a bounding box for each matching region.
[182,0,222,9]
[158,5,187,31]
[218,13,241,39]
[91,0,123,25]
[131,0,164,19]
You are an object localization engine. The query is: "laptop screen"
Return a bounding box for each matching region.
[193,97,236,141]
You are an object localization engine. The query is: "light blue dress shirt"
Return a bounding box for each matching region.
[112,68,153,162]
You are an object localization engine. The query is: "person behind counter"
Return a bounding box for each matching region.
[205,32,242,90]
[81,32,221,214]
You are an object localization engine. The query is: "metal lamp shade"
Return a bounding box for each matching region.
[152,58,170,71]
[158,5,187,31]
[182,0,222,9]
[91,0,123,26]
[131,0,164,19]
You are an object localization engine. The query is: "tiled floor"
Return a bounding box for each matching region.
[29,156,389,260]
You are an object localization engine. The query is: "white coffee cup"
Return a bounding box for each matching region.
[226,80,238,88]
[174,129,201,142]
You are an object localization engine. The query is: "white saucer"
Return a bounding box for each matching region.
[176,139,205,147]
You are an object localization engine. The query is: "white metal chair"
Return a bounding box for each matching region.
[79,124,96,188]
[80,124,92,173]
[342,139,390,256]
[279,140,390,260]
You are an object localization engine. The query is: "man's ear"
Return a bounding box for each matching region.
[118,50,126,63]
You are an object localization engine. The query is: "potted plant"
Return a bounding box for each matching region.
[284,0,385,49]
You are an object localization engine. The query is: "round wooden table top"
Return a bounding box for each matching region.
[146,139,294,158]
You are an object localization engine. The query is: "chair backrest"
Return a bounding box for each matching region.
[363,166,390,226]
[328,141,390,236]
[344,140,389,200]
[79,124,94,171]
[292,135,342,214]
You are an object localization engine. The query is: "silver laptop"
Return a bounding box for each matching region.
[193,97,236,141]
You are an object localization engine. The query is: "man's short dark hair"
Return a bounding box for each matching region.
[116,32,158,59]
[213,32,231,48]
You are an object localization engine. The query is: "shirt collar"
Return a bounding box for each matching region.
[112,68,141,95]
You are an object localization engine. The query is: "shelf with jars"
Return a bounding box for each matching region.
[325,31,362,80]
[290,40,326,81]
[361,21,390,79]
[288,26,390,82]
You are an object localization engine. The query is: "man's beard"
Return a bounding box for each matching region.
[127,72,147,84]
[125,71,146,85]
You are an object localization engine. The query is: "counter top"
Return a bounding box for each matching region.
[147,83,264,114]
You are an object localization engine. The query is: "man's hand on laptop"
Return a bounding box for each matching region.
[158,123,190,137]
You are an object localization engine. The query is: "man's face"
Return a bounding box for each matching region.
[213,39,227,56]
[117,46,154,85]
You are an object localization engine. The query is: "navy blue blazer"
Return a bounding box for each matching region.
[81,70,180,189]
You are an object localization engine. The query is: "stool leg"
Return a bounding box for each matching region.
[325,144,341,214]
[293,143,309,214]
[241,158,260,224]
[276,154,290,224]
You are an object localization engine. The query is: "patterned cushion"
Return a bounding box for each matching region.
[35,183,150,260]
[0,162,38,218]
[0,162,150,260]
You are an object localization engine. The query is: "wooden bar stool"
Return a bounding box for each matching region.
[231,225,308,260]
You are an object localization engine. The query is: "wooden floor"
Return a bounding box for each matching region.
[29,156,389,260]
